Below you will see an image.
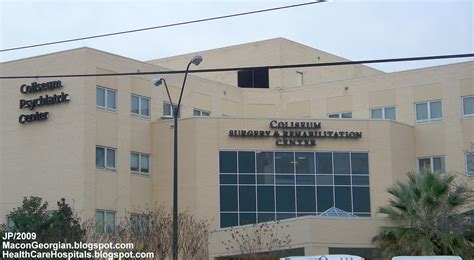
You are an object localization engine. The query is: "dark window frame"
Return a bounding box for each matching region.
[237,68,269,88]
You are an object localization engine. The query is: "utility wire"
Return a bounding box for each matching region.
[0,53,472,80]
[0,1,326,53]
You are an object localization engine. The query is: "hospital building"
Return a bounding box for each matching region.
[1,38,473,259]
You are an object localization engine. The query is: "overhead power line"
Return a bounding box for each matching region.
[0,1,326,53]
[1,53,472,80]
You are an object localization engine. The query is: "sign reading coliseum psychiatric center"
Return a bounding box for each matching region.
[228,120,362,146]
[18,80,71,124]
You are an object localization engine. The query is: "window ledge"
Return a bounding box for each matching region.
[96,107,117,113]
[415,119,443,124]
[371,118,396,121]
[96,167,116,173]
[131,114,150,120]
[463,115,474,119]
[131,172,151,177]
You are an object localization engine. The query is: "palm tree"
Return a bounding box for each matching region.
[372,171,473,258]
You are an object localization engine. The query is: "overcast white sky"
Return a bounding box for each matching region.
[0,0,473,72]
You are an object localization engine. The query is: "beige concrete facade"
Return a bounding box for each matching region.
[1,38,473,258]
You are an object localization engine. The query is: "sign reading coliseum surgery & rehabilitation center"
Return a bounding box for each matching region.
[228,120,363,146]
[18,80,70,124]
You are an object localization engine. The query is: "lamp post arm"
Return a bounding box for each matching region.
[163,79,178,117]
[176,61,192,116]
[161,80,175,115]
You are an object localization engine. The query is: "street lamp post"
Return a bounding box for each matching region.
[152,55,203,260]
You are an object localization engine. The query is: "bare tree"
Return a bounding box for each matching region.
[83,207,209,260]
[220,221,292,260]
[178,211,210,259]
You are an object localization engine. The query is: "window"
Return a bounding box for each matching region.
[462,96,474,118]
[316,152,332,174]
[466,153,474,176]
[416,100,442,122]
[295,152,314,174]
[239,151,255,173]
[257,152,273,173]
[296,71,304,87]
[275,152,294,174]
[220,151,237,173]
[45,210,58,219]
[6,216,14,230]
[163,102,180,118]
[418,156,445,173]
[96,86,116,111]
[131,94,150,118]
[130,213,149,236]
[95,210,115,233]
[193,108,210,117]
[237,68,269,88]
[328,112,352,119]
[219,151,370,228]
[131,152,150,175]
[96,146,116,170]
[371,106,396,120]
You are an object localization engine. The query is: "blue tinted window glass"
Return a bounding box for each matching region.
[416,103,428,121]
[96,87,105,107]
[130,153,140,172]
[131,95,139,114]
[96,147,105,168]
[220,174,237,184]
[258,213,275,223]
[384,107,396,120]
[333,153,350,174]
[334,176,351,185]
[463,96,474,116]
[257,174,274,184]
[335,187,352,212]
[317,186,334,212]
[297,212,317,217]
[276,186,295,212]
[297,186,316,212]
[277,213,296,220]
[316,175,333,185]
[220,151,237,173]
[371,108,383,119]
[239,175,255,184]
[353,187,371,213]
[239,186,256,211]
[430,101,442,119]
[141,97,150,116]
[106,89,116,109]
[351,153,369,175]
[257,186,275,212]
[257,152,274,173]
[238,151,255,173]
[275,175,295,185]
[164,102,172,117]
[220,186,237,211]
[106,149,115,168]
[341,112,352,118]
[316,153,333,174]
[352,176,369,186]
[275,152,294,173]
[220,213,238,228]
[239,213,256,226]
[295,152,315,174]
[296,175,315,185]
